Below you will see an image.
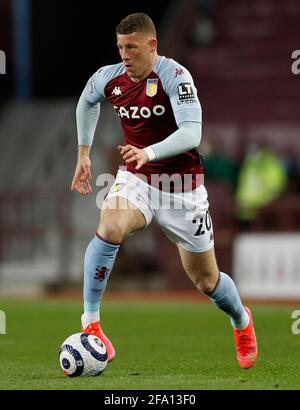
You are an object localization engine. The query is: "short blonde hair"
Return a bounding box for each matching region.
[116,13,157,37]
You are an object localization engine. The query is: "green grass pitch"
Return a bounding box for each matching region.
[0,298,300,390]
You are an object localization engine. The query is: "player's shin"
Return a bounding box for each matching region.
[82,234,120,327]
[205,271,249,330]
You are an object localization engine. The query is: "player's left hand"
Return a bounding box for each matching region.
[118,145,149,170]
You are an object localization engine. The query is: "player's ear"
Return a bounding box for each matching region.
[149,37,157,52]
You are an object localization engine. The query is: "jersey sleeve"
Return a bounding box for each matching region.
[158,59,202,126]
[83,66,111,104]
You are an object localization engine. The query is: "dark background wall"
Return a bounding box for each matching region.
[0,0,171,99]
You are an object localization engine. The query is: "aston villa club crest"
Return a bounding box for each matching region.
[94,266,110,281]
[146,79,158,97]
[110,183,126,193]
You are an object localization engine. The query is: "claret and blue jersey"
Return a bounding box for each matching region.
[84,55,204,189]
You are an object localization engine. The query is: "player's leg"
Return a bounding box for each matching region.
[177,244,258,368]
[155,180,257,368]
[177,245,249,327]
[81,196,147,361]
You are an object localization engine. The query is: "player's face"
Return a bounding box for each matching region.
[117,32,157,81]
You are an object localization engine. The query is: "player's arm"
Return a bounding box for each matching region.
[145,63,202,163]
[118,63,202,169]
[71,93,100,195]
[143,121,201,162]
[118,121,201,170]
[71,71,107,195]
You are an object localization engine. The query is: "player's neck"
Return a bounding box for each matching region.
[129,53,158,83]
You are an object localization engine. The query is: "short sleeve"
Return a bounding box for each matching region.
[83,67,108,104]
[157,58,202,126]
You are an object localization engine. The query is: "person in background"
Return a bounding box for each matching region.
[202,132,238,187]
[191,0,218,48]
[235,140,287,229]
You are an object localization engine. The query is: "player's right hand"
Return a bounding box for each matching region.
[71,157,93,196]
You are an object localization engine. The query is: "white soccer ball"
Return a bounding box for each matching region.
[59,332,108,377]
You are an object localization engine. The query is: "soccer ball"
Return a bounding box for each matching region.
[59,332,108,377]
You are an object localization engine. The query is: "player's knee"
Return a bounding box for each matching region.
[191,270,218,294]
[98,220,128,244]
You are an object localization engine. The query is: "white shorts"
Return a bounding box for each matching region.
[105,170,214,253]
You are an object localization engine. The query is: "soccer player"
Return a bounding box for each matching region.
[71,13,257,369]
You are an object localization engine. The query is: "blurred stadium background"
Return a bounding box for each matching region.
[0,0,299,301]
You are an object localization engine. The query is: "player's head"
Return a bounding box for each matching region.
[116,13,158,82]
